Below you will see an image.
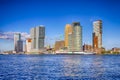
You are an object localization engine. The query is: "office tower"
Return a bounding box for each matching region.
[93,20,102,49]
[31,28,36,49]
[14,33,21,52]
[54,40,65,51]
[68,22,82,52]
[72,22,82,51]
[17,40,23,52]
[14,33,23,53]
[65,24,72,48]
[26,38,32,52]
[31,26,45,50]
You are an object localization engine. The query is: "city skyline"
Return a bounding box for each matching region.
[0,0,120,51]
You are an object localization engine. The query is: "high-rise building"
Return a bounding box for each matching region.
[72,22,82,51]
[14,33,23,53]
[68,22,82,52]
[31,28,36,49]
[65,24,72,48]
[93,20,102,49]
[31,26,45,51]
[17,40,23,52]
[14,33,21,52]
[26,38,32,52]
[68,33,73,51]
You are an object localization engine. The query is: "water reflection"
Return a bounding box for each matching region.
[91,56,105,79]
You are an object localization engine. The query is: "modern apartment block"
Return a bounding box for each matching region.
[93,20,102,49]
[68,22,82,52]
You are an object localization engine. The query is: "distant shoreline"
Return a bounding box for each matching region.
[0,53,120,55]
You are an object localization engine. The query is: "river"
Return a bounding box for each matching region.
[0,54,120,80]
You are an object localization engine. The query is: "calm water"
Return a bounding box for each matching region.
[0,54,120,80]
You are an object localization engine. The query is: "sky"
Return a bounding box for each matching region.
[0,0,120,51]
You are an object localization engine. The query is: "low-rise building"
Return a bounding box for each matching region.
[83,44,93,52]
[54,40,65,51]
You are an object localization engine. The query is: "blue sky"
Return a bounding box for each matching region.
[0,0,120,51]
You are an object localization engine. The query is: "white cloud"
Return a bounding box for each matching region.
[0,31,30,40]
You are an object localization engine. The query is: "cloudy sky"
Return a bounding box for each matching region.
[0,0,120,51]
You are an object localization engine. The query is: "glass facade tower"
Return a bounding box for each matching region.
[31,26,45,50]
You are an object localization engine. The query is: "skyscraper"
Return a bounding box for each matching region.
[17,40,23,52]
[26,38,32,53]
[68,22,82,52]
[31,26,45,51]
[72,22,82,51]
[31,27,36,49]
[14,33,23,53]
[65,24,72,48]
[68,33,73,51]
[93,20,102,49]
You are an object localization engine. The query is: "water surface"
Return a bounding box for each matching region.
[0,54,120,80]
